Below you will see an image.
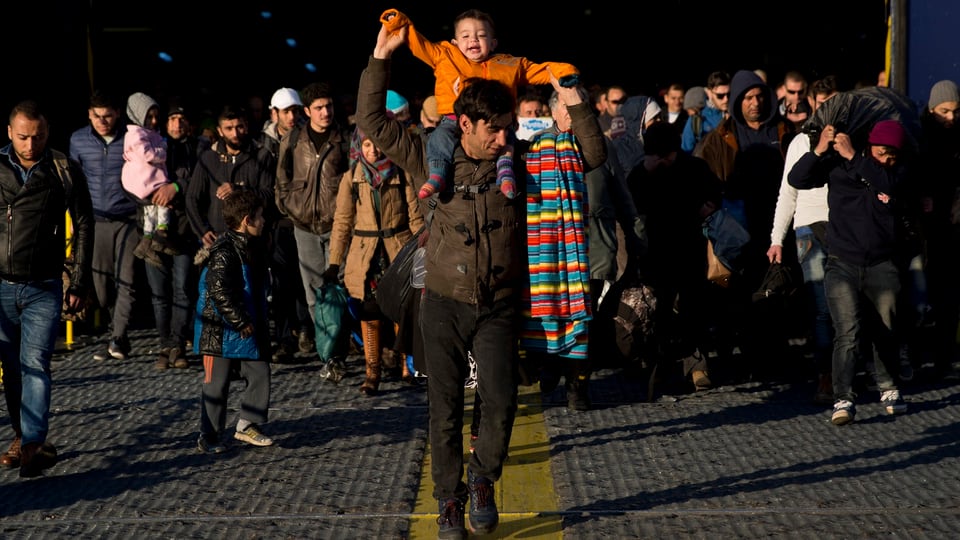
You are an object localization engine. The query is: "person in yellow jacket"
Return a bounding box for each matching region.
[381,8,580,200]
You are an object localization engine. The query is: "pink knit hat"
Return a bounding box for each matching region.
[867,119,906,150]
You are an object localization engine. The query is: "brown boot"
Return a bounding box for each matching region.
[360,320,381,396]
[381,323,403,370]
[692,369,712,391]
[155,348,171,370]
[19,441,57,478]
[1,436,21,469]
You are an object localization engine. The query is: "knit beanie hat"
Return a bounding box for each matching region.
[928,80,959,109]
[167,97,187,118]
[126,92,159,127]
[421,95,439,121]
[868,119,906,150]
[386,90,409,116]
[684,86,706,110]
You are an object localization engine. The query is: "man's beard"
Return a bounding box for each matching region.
[223,137,245,152]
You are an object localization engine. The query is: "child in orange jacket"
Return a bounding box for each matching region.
[381,8,580,200]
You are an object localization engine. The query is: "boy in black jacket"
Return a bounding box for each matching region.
[193,190,273,453]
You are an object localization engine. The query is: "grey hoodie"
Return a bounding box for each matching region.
[126,92,159,127]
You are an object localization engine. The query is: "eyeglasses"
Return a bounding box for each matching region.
[786,89,805,95]
[609,98,626,105]
[713,93,729,100]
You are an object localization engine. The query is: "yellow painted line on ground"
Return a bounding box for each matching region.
[411,384,562,539]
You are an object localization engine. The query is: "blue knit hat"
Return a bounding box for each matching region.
[386,90,409,116]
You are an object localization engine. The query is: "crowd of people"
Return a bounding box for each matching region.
[2,7,959,539]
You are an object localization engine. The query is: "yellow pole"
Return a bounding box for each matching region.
[64,210,74,347]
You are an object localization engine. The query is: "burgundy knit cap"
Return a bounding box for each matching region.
[867,119,906,150]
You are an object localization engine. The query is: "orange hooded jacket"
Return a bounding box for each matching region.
[381,9,579,116]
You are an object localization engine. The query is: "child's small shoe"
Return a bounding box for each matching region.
[141,246,165,269]
[499,179,517,199]
[496,153,516,199]
[134,235,154,261]
[419,179,441,199]
[152,230,179,256]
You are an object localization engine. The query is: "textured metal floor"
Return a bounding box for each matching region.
[1,328,959,539]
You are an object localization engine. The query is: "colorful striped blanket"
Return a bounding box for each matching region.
[520,130,592,359]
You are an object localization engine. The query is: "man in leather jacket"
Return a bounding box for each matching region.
[0,100,94,477]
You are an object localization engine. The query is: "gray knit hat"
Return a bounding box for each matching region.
[684,86,706,110]
[928,80,959,109]
[126,92,159,127]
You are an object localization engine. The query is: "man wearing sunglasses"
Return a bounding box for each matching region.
[778,71,811,130]
[682,71,731,155]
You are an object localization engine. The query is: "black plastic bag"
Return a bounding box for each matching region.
[803,86,921,152]
[377,225,425,323]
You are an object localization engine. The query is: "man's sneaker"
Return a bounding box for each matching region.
[881,389,907,415]
[466,469,499,535]
[93,338,128,361]
[197,434,228,454]
[234,424,274,447]
[92,345,111,361]
[319,358,346,383]
[831,400,856,426]
[108,337,130,360]
[436,496,467,540]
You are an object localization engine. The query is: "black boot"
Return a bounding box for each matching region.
[565,359,592,411]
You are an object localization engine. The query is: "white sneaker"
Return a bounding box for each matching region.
[832,400,855,425]
[881,389,907,415]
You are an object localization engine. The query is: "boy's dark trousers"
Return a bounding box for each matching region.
[200,355,271,438]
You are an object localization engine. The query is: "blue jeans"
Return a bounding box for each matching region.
[426,117,457,181]
[0,278,62,445]
[796,226,832,375]
[824,257,900,402]
[145,252,192,350]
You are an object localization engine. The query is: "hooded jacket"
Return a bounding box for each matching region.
[699,70,786,186]
[381,9,579,116]
[698,70,791,245]
[789,142,907,266]
[121,93,169,200]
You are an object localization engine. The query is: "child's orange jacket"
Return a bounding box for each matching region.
[381,9,579,116]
